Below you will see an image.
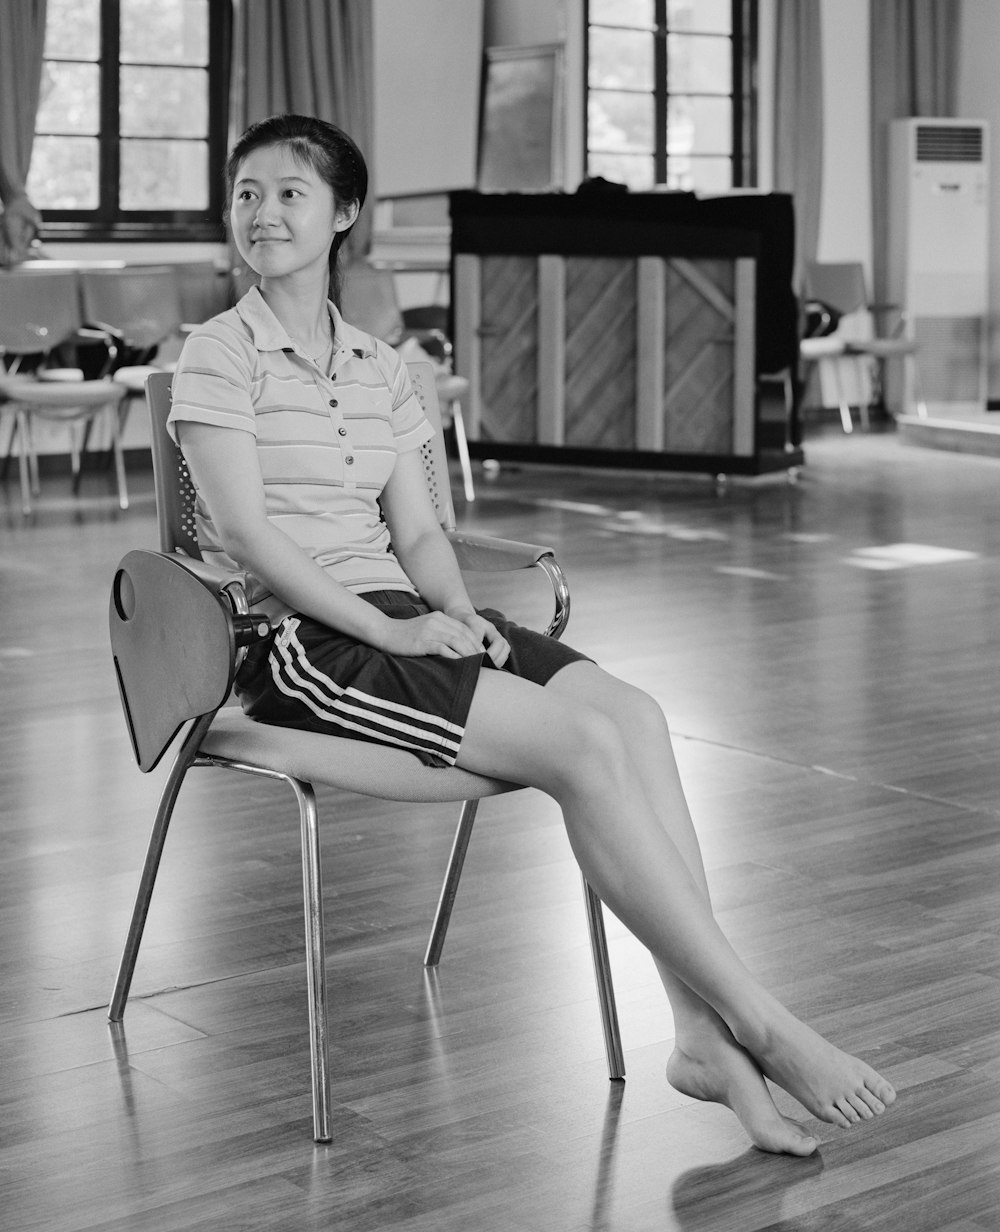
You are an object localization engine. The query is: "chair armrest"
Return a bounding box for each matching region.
[447,530,555,572]
[447,532,570,640]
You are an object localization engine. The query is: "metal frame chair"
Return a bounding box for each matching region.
[108,364,624,1142]
[803,261,926,431]
[79,264,184,410]
[0,268,129,513]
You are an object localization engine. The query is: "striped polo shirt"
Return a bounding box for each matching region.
[168,287,434,622]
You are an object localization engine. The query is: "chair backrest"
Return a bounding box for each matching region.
[175,260,233,326]
[804,262,868,317]
[80,265,184,349]
[145,370,202,557]
[144,359,456,557]
[0,268,85,356]
[407,359,457,532]
[339,261,405,345]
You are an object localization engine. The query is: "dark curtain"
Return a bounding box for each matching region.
[0,0,47,264]
[870,0,961,301]
[772,0,823,292]
[229,0,374,259]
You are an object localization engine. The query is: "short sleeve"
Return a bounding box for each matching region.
[376,337,435,454]
[167,320,258,445]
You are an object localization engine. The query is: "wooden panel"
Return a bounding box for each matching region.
[478,256,538,443]
[563,257,637,451]
[661,258,736,454]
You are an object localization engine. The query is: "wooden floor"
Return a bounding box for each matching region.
[1,425,999,1231]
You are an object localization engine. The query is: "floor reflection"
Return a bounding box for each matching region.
[670,1147,825,1231]
[588,1080,625,1231]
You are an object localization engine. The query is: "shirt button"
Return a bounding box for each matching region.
[338,427,347,436]
[329,398,338,407]
[345,455,355,465]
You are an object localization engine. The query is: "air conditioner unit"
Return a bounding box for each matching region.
[887,118,990,417]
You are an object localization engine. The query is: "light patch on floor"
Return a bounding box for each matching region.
[782,532,836,544]
[845,542,979,570]
[528,498,616,516]
[714,566,787,580]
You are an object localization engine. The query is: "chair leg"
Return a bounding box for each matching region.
[108,714,213,1021]
[582,877,625,1080]
[15,411,33,514]
[449,398,476,503]
[424,798,480,966]
[110,404,129,510]
[289,777,332,1143]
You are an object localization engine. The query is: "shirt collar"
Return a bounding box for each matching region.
[234,285,378,361]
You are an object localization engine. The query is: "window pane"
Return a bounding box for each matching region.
[120,138,208,209]
[27,136,99,208]
[45,0,99,59]
[121,66,208,137]
[667,0,732,34]
[589,26,654,90]
[35,62,100,134]
[667,95,732,155]
[588,151,655,191]
[589,91,655,154]
[667,34,732,93]
[121,0,208,65]
[589,0,655,29]
[666,154,732,193]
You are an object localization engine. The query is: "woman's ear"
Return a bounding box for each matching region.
[334,200,360,234]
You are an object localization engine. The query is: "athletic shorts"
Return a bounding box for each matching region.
[234,589,593,767]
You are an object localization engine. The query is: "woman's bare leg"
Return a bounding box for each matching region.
[545,665,822,1153]
[456,666,895,1154]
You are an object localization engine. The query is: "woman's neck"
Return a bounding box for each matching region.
[258,277,332,353]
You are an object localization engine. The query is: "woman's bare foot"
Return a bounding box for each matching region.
[667,1030,820,1157]
[736,1002,896,1129]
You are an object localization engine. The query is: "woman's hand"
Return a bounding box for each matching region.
[375,607,510,667]
[446,606,510,668]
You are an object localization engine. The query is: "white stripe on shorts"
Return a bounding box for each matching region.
[268,618,465,763]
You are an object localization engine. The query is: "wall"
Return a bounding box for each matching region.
[956,0,1000,396]
[816,0,872,269]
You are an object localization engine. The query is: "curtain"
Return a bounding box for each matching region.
[0,0,47,264]
[230,0,374,258]
[869,0,960,302]
[772,0,823,293]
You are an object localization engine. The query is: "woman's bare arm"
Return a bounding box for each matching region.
[177,422,491,659]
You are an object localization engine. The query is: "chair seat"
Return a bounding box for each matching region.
[37,368,87,382]
[200,707,517,803]
[114,363,177,391]
[434,373,469,403]
[0,375,126,407]
[845,338,917,359]
[800,335,846,360]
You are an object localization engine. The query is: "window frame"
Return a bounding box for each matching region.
[35,0,231,244]
[584,0,757,192]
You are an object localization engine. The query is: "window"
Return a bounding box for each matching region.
[28,0,230,241]
[586,0,756,193]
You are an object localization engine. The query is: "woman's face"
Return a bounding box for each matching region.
[230,142,358,285]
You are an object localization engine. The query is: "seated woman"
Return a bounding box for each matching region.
[168,113,896,1157]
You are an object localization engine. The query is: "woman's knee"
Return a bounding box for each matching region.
[556,704,634,791]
